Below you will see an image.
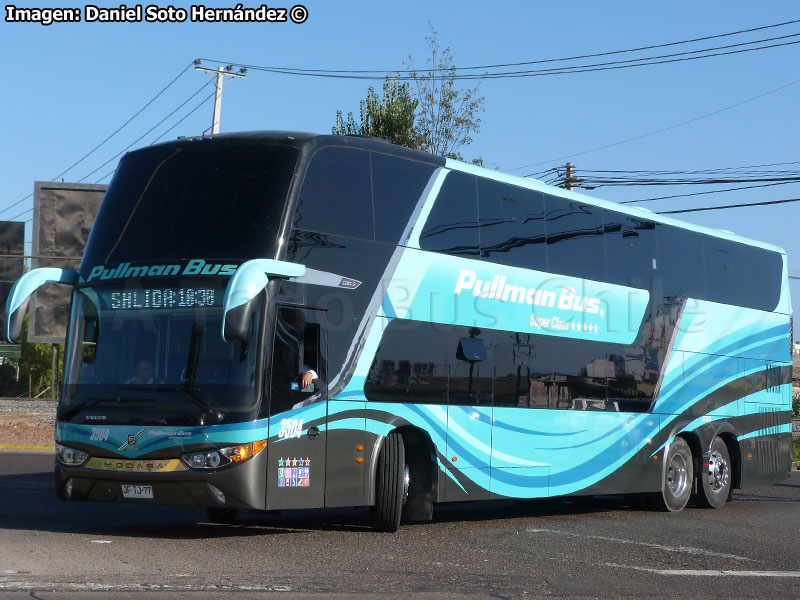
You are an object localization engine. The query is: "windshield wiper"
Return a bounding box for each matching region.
[144,384,225,426]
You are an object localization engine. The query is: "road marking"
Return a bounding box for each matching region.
[0,582,294,592]
[90,540,113,544]
[0,443,53,452]
[607,564,800,578]
[527,528,753,562]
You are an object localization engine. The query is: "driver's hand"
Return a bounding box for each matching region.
[300,371,314,389]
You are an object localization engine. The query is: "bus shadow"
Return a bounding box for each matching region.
[0,468,738,536]
[0,469,375,537]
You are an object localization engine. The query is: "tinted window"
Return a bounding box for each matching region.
[705,238,749,307]
[365,320,656,413]
[544,195,606,281]
[270,307,305,416]
[745,246,783,311]
[418,171,480,257]
[604,212,657,288]
[493,330,537,408]
[364,319,448,404]
[478,179,547,271]
[296,147,373,240]
[83,142,299,272]
[449,328,492,405]
[656,225,706,299]
[371,153,436,245]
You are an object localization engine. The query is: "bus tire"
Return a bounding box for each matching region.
[695,437,732,509]
[371,432,405,532]
[657,437,693,512]
[206,507,237,524]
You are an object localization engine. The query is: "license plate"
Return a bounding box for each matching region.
[121,484,153,499]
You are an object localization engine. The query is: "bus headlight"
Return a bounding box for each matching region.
[181,440,266,470]
[56,443,89,467]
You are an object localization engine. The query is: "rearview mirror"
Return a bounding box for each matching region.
[221,259,306,342]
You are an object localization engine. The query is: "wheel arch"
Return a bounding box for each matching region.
[367,425,439,506]
[717,431,742,490]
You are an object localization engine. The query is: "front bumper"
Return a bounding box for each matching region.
[54,449,268,509]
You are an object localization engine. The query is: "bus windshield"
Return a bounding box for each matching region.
[62,279,262,423]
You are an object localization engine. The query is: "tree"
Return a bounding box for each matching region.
[0,315,63,398]
[406,25,484,161]
[332,26,485,162]
[332,77,420,149]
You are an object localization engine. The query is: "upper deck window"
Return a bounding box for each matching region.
[82,141,299,272]
[295,147,374,241]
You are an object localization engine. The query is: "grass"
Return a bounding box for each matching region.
[793,439,800,463]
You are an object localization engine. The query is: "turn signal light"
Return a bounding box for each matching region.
[182,440,267,469]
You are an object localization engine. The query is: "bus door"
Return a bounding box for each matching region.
[266,306,328,510]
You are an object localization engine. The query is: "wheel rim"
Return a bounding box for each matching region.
[403,464,410,503]
[707,450,729,493]
[667,450,689,498]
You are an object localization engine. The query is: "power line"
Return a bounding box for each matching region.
[78,81,214,183]
[91,85,222,185]
[50,61,196,182]
[0,61,196,219]
[200,19,800,75]
[657,197,800,214]
[203,35,800,82]
[620,181,799,204]
[509,79,800,173]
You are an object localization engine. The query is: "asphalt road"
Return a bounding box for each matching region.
[0,452,799,599]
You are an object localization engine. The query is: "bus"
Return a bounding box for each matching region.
[6,132,793,531]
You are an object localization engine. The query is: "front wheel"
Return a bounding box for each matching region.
[656,437,693,512]
[695,437,732,509]
[371,432,406,532]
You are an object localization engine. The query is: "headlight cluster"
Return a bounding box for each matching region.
[56,443,89,466]
[181,440,266,470]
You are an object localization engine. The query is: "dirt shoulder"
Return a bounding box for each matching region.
[0,399,57,451]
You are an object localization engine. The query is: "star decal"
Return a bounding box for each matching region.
[278,457,284,466]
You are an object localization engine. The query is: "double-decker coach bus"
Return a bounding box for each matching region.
[6,132,793,531]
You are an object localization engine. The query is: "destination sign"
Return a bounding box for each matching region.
[101,288,219,311]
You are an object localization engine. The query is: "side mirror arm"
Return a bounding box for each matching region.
[5,268,79,342]
[221,259,306,342]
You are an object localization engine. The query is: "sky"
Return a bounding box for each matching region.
[2,1,799,342]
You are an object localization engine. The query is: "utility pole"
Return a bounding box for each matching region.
[564,162,577,191]
[194,60,247,135]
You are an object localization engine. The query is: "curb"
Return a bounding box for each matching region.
[0,443,54,452]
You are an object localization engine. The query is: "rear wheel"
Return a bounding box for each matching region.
[371,432,406,532]
[656,437,693,512]
[695,437,732,509]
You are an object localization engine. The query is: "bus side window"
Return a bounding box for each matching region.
[478,179,547,271]
[544,195,606,282]
[270,308,306,416]
[295,147,374,241]
[371,153,436,245]
[604,212,657,289]
[705,238,749,308]
[418,171,480,257]
[270,308,325,416]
